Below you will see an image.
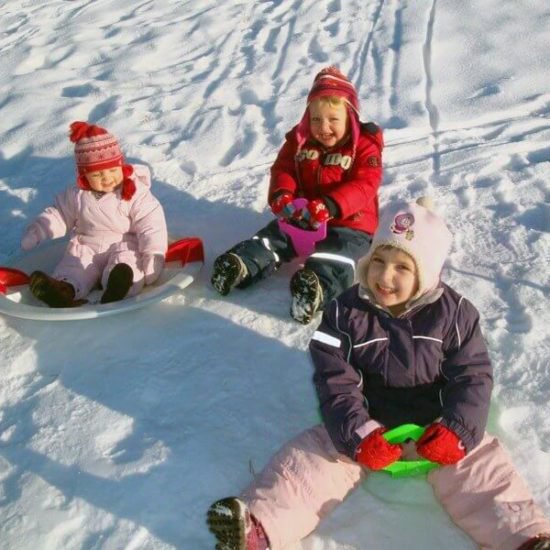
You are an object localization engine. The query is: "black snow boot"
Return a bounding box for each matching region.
[290,268,323,324]
[207,497,269,550]
[29,271,86,308]
[100,263,133,304]
[211,253,247,296]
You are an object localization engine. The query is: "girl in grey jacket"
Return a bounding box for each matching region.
[207,198,550,550]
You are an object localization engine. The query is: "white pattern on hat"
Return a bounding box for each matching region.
[70,121,124,174]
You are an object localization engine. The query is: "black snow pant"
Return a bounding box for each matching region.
[228,219,372,307]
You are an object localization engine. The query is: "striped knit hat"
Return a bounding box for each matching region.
[69,121,135,200]
[307,66,359,114]
[70,121,124,173]
[296,66,361,152]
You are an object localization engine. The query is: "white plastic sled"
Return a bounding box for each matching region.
[0,237,204,321]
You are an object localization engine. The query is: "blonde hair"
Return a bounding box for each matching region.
[309,95,346,108]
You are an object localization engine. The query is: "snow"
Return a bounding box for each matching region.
[0,0,549,548]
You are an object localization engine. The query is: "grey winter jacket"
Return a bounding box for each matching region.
[309,283,493,460]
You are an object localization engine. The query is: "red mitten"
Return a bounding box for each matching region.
[355,428,402,470]
[302,199,331,229]
[416,423,466,465]
[270,192,295,219]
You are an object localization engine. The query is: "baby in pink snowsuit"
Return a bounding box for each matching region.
[21,121,168,307]
[206,198,550,550]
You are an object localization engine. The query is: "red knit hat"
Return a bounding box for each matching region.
[69,121,135,200]
[307,66,360,114]
[295,66,361,153]
[70,121,124,173]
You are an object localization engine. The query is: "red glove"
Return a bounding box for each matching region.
[302,199,331,229]
[355,428,402,470]
[270,192,295,219]
[416,423,466,465]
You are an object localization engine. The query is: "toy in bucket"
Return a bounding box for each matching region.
[278,198,327,256]
[382,424,438,478]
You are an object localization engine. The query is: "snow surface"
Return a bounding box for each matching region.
[0,1,549,548]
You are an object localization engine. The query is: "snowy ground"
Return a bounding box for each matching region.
[0,1,549,548]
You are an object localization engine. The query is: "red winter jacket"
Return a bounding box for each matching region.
[269,123,384,234]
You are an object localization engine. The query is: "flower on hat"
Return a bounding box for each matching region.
[357,197,453,300]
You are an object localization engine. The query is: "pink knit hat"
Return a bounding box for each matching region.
[69,121,136,200]
[70,121,124,173]
[357,197,453,299]
[295,66,361,152]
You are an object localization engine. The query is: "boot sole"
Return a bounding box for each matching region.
[211,255,244,296]
[290,270,322,324]
[206,498,248,550]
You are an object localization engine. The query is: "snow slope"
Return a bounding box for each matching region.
[0,1,548,548]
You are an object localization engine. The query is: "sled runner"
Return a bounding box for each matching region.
[278,198,327,256]
[0,237,204,321]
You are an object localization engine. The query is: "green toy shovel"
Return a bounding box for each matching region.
[382,424,439,478]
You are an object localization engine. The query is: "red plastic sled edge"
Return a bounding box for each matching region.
[165,237,205,265]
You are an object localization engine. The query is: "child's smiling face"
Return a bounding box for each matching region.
[85,167,124,193]
[309,99,348,149]
[366,246,419,316]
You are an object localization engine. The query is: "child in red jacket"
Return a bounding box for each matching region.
[211,66,383,324]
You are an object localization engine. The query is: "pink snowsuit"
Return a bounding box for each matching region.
[29,164,167,299]
[239,278,550,549]
[243,425,550,549]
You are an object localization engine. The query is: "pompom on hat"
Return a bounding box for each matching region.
[357,197,453,300]
[70,121,123,172]
[69,121,135,200]
[307,66,360,114]
[295,66,361,152]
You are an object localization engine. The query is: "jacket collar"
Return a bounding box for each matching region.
[358,285,444,318]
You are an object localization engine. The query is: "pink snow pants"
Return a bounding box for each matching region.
[53,236,146,300]
[242,425,550,550]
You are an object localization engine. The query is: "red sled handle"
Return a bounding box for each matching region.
[165,237,204,265]
[0,267,30,294]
